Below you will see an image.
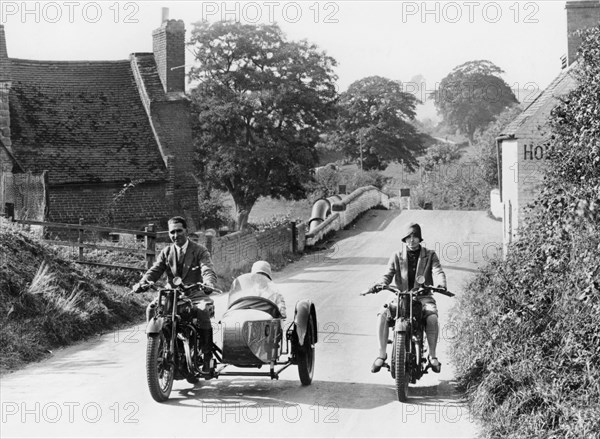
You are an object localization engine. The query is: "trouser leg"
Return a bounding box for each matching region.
[146,299,157,322]
[194,303,214,354]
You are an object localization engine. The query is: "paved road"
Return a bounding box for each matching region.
[0,209,501,438]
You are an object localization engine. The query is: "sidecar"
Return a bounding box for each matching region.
[213,273,317,385]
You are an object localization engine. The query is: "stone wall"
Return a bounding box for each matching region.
[305,186,389,246]
[195,222,303,279]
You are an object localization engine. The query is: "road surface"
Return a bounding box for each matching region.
[0,209,501,438]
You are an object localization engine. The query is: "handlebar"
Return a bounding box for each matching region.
[361,284,455,298]
[131,281,224,295]
[183,282,224,295]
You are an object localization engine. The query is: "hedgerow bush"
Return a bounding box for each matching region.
[450,26,600,438]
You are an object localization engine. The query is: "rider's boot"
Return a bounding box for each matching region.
[201,326,214,374]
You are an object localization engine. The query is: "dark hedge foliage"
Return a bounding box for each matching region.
[450,27,600,438]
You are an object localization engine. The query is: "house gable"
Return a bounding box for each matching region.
[501,65,578,141]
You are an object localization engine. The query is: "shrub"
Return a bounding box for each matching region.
[197,190,233,230]
[344,169,390,192]
[420,141,463,171]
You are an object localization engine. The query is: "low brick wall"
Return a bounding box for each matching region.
[305,186,389,246]
[48,182,172,228]
[195,221,306,279]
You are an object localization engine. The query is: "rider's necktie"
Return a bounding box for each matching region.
[177,247,184,277]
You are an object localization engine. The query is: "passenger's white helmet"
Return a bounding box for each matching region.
[251,260,272,280]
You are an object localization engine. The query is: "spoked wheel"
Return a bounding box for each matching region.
[297,315,315,385]
[394,333,409,402]
[146,331,174,402]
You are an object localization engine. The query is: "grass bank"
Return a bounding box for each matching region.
[0,221,152,374]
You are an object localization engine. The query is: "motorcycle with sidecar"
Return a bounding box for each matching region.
[139,275,317,402]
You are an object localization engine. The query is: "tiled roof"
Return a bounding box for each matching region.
[8,58,167,185]
[501,63,579,139]
[130,53,169,105]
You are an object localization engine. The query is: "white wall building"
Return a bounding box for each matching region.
[497,0,600,254]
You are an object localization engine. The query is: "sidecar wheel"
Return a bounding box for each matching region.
[297,314,315,385]
[394,333,409,402]
[146,332,174,402]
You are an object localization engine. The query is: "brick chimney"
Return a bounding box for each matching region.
[0,25,12,150]
[152,14,186,93]
[565,0,600,66]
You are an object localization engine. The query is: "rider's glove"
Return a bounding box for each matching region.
[201,283,216,294]
[132,282,148,294]
[369,283,386,294]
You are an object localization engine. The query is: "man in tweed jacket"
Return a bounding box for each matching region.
[133,216,217,371]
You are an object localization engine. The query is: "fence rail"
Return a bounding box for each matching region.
[4,204,156,272]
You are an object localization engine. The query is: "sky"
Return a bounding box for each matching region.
[1,1,569,120]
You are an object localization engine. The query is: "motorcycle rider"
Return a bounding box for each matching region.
[369,222,447,373]
[132,216,218,373]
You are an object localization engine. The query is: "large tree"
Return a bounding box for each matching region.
[433,60,518,144]
[332,76,426,171]
[188,21,338,230]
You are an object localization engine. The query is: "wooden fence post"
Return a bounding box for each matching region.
[4,203,14,221]
[205,234,213,254]
[78,218,84,261]
[145,224,156,270]
[291,221,297,253]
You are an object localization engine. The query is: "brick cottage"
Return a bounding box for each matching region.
[0,17,200,230]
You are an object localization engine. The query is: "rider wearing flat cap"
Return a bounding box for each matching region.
[369,222,447,373]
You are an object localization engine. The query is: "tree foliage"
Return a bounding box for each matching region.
[332,76,426,171]
[451,27,600,438]
[434,60,518,144]
[419,141,463,172]
[188,21,338,230]
[471,105,522,187]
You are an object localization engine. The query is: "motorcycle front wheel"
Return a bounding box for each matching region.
[146,331,175,402]
[394,332,409,402]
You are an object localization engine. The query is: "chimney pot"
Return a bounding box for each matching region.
[565,0,600,67]
[162,7,169,23]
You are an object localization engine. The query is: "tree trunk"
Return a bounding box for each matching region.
[233,199,255,231]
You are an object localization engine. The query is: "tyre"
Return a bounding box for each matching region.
[146,331,174,402]
[297,314,315,385]
[394,332,409,402]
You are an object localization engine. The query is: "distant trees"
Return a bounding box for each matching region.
[433,60,518,144]
[471,105,522,187]
[330,76,427,171]
[188,21,338,230]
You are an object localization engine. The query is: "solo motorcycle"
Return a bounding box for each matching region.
[362,275,454,402]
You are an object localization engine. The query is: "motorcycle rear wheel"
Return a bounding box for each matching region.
[297,314,315,385]
[146,331,174,402]
[394,333,409,402]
